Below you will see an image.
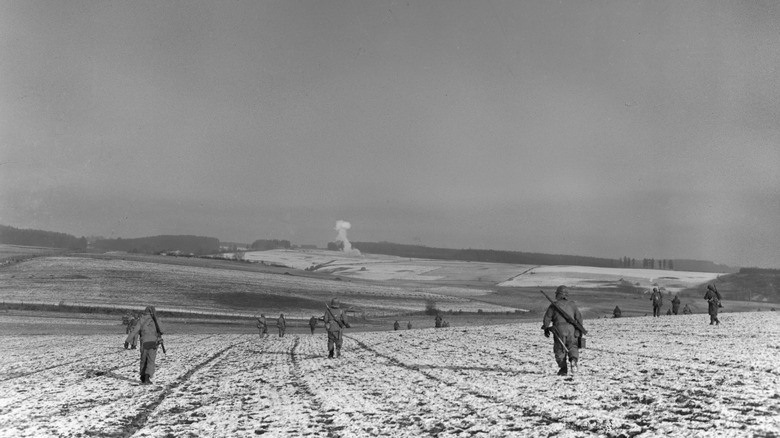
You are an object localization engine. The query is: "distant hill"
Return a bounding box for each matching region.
[671,259,738,274]
[93,235,219,256]
[354,241,622,269]
[698,267,780,303]
[352,241,738,273]
[0,225,86,250]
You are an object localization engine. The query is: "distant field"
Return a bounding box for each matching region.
[1,249,774,324]
[212,249,776,319]
[0,253,520,319]
[0,244,65,261]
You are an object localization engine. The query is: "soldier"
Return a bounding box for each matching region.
[682,304,692,315]
[393,320,400,330]
[666,308,672,316]
[671,295,681,315]
[613,306,622,318]
[650,288,663,317]
[125,313,139,349]
[704,285,721,325]
[324,298,350,358]
[708,284,723,307]
[407,321,412,330]
[541,285,584,376]
[124,306,163,385]
[434,313,443,328]
[309,316,318,334]
[277,313,286,337]
[256,314,268,338]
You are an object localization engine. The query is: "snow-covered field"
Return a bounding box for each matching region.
[229,250,722,294]
[500,265,723,293]
[1,312,778,437]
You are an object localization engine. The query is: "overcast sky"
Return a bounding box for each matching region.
[2,1,779,268]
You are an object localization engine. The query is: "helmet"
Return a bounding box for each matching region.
[707,284,716,291]
[555,285,568,298]
[330,298,341,308]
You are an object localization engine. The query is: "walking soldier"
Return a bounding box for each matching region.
[324,298,350,358]
[541,286,586,376]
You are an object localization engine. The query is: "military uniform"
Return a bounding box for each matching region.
[124,306,163,384]
[324,298,349,358]
[407,321,412,330]
[277,314,286,337]
[613,306,622,318]
[393,320,400,331]
[434,314,443,328]
[671,295,681,315]
[309,316,317,335]
[256,314,268,338]
[126,315,139,349]
[542,286,584,376]
[704,285,721,325]
[682,304,692,315]
[650,288,663,317]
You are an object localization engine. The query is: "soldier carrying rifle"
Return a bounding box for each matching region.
[704,284,721,325]
[540,286,586,377]
[124,305,164,385]
[324,298,350,358]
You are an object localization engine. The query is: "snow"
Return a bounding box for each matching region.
[1,312,778,437]
[500,265,723,293]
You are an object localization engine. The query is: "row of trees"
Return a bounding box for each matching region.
[250,239,292,250]
[618,257,674,270]
[0,225,87,250]
[92,235,219,256]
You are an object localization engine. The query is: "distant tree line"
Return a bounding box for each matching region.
[250,239,291,250]
[93,235,219,255]
[738,267,780,275]
[352,241,620,268]
[0,225,86,250]
[327,241,344,251]
[618,257,674,270]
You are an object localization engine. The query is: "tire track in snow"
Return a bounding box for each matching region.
[117,338,248,438]
[345,335,602,435]
[0,334,220,383]
[288,336,333,437]
[588,346,780,377]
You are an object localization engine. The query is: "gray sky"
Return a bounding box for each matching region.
[2,0,779,268]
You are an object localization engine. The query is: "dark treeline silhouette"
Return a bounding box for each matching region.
[352,241,621,268]
[738,267,780,275]
[673,259,738,274]
[93,235,219,256]
[0,225,86,250]
[251,239,291,250]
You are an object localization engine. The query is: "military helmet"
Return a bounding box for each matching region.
[330,298,341,308]
[707,284,716,291]
[555,285,568,298]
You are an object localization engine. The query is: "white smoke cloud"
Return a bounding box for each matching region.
[335,220,361,255]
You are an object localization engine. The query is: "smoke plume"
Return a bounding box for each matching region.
[335,220,361,255]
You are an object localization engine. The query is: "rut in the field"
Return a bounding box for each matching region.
[116,340,244,438]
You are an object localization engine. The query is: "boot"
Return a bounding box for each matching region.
[557,367,568,376]
[335,348,341,358]
[570,359,578,376]
[142,374,152,385]
[328,349,334,359]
